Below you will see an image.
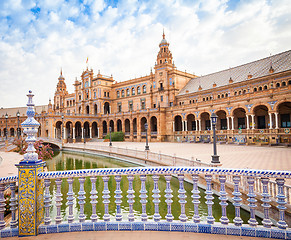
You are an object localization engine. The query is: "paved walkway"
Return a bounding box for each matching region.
[0,151,23,178]
[66,141,291,171]
[8,231,266,240]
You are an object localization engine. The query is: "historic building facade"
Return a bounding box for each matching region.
[1,33,291,145]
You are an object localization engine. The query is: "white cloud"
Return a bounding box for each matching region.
[0,0,290,108]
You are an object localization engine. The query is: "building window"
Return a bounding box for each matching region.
[137,87,141,94]
[118,103,122,113]
[218,95,220,99]
[161,95,163,102]
[128,101,133,111]
[254,88,257,92]
[132,88,135,95]
[282,82,286,86]
[94,91,96,99]
[141,99,146,109]
[153,81,156,88]
[276,83,280,87]
[264,85,268,90]
[281,114,291,128]
[117,91,120,98]
[107,92,109,97]
[259,86,262,91]
[143,85,146,93]
[79,94,81,100]
[126,88,130,96]
[122,90,125,97]
[153,104,156,108]
[104,92,106,97]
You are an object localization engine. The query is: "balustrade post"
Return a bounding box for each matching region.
[67,177,75,223]
[0,183,5,230]
[102,176,110,221]
[114,175,122,221]
[260,177,272,228]
[191,174,201,223]
[219,175,229,225]
[16,91,45,236]
[205,175,215,224]
[55,178,63,224]
[9,182,18,228]
[232,176,243,226]
[164,175,173,222]
[152,175,161,222]
[178,174,187,222]
[78,177,86,222]
[276,178,288,229]
[127,175,135,222]
[139,175,148,221]
[90,176,98,222]
[247,176,258,227]
[43,179,51,225]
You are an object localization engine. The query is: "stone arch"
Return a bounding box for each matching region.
[200,112,210,130]
[117,119,122,132]
[216,110,227,130]
[276,101,291,128]
[92,121,98,137]
[140,117,147,132]
[65,121,73,139]
[10,128,15,137]
[104,102,110,114]
[253,105,269,129]
[109,120,114,132]
[174,115,182,131]
[233,108,246,129]
[230,106,248,116]
[186,114,196,131]
[251,103,271,114]
[150,116,157,132]
[55,121,62,139]
[103,121,108,135]
[125,119,130,133]
[84,121,90,138]
[75,121,82,140]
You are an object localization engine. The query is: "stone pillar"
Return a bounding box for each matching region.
[246,115,250,130]
[81,127,84,139]
[227,117,230,130]
[269,113,273,129]
[196,120,199,131]
[73,127,75,139]
[231,117,234,130]
[63,127,66,139]
[172,121,175,132]
[90,127,92,138]
[182,121,184,131]
[185,120,188,131]
[199,119,201,131]
[210,121,213,131]
[275,112,279,129]
[16,91,45,236]
[251,115,255,129]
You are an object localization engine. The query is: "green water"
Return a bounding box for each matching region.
[45,151,260,223]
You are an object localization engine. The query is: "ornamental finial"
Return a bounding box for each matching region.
[20,90,41,164]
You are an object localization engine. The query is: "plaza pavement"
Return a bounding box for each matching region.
[67,141,291,172]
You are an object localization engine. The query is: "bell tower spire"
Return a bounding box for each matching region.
[156,31,173,67]
[54,69,68,113]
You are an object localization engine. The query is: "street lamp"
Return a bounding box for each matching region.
[17,111,20,139]
[5,113,8,141]
[145,123,149,151]
[109,127,112,146]
[210,112,220,164]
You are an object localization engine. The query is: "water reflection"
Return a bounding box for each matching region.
[45,151,260,223]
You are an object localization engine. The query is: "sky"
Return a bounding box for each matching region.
[0,0,291,108]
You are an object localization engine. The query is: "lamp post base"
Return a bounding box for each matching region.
[211,155,220,165]
[109,142,112,146]
[145,145,149,151]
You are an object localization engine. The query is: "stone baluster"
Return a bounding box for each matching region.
[0,183,5,230]
[127,175,135,221]
[102,176,110,221]
[219,175,229,225]
[55,178,63,224]
[90,176,98,222]
[67,177,75,223]
[232,176,243,226]
[114,175,122,221]
[152,175,161,222]
[178,174,187,222]
[9,182,18,228]
[205,175,215,224]
[276,178,288,229]
[164,175,174,222]
[191,173,201,223]
[44,179,51,225]
[139,175,148,221]
[247,176,258,226]
[260,177,272,228]
[78,177,86,222]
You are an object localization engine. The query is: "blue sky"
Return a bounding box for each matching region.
[0,0,291,108]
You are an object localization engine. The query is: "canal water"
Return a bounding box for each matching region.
[45,151,261,223]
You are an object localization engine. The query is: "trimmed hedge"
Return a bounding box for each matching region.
[104,131,125,141]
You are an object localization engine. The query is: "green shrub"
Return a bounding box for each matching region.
[104,131,124,141]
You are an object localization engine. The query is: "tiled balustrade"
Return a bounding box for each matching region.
[1,166,291,238]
